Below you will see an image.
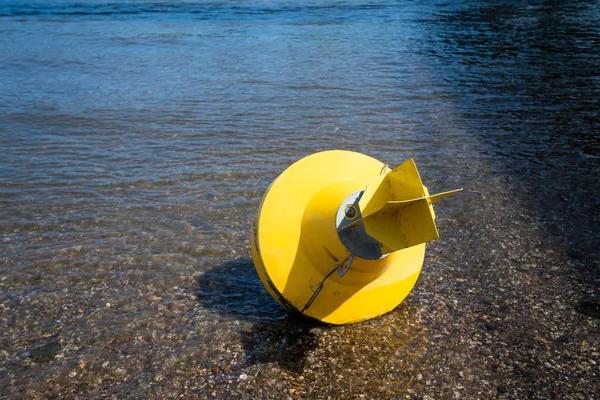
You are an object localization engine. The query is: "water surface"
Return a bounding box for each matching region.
[1,1,599,398]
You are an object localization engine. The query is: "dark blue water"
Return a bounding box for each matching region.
[1,1,599,398]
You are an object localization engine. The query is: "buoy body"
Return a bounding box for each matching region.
[251,150,460,325]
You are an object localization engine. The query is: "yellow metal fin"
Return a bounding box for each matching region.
[362,197,439,252]
[354,158,462,254]
[359,158,426,217]
[429,188,463,203]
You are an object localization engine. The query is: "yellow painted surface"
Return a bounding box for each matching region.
[251,150,459,324]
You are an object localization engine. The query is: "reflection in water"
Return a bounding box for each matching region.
[240,316,322,373]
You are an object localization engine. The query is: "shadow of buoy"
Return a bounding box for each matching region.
[195,258,286,322]
[195,258,327,372]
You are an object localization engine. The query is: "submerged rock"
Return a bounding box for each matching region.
[30,342,61,363]
[577,299,600,319]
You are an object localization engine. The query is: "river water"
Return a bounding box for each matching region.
[1,1,599,399]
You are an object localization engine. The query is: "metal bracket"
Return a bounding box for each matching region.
[336,191,385,260]
[337,255,354,277]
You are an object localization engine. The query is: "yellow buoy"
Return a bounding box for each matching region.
[250,150,461,324]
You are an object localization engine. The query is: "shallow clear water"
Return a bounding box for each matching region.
[1,1,599,398]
